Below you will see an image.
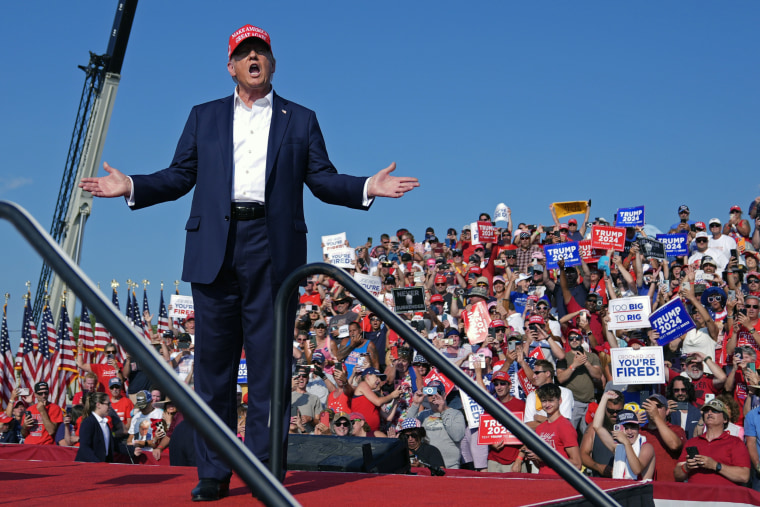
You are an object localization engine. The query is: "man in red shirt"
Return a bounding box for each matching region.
[640,394,686,481]
[487,371,526,472]
[108,377,134,430]
[21,382,63,445]
[71,372,99,405]
[674,399,750,486]
[668,353,726,406]
[76,342,124,391]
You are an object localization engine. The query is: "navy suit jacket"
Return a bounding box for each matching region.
[75,414,114,463]
[131,92,370,285]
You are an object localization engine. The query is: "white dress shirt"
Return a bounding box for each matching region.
[94,412,110,455]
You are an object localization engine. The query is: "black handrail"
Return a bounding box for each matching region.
[272,262,620,507]
[0,200,299,507]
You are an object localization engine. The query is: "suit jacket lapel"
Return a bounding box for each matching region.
[266,92,291,189]
[216,95,234,195]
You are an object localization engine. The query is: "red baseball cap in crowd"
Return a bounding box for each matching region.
[694,221,706,231]
[568,219,578,225]
[228,24,271,59]
[183,312,195,325]
[528,315,545,325]
[430,294,444,304]
[434,274,446,284]
[490,319,506,328]
[730,205,742,213]
[467,267,482,276]
[492,371,510,383]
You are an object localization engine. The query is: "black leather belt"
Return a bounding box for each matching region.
[231,202,266,220]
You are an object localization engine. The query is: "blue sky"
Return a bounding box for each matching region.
[1,1,758,346]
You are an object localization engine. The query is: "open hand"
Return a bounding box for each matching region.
[79,162,132,198]
[367,162,419,198]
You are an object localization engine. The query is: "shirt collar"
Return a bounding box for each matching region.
[94,412,109,425]
[234,87,274,110]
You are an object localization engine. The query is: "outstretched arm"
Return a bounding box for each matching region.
[367,163,419,198]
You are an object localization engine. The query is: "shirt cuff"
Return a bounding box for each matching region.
[362,177,374,208]
[125,176,136,206]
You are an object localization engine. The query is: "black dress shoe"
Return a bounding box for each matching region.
[191,478,230,502]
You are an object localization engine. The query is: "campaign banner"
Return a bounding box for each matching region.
[393,286,426,313]
[610,346,665,386]
[578,240,603,263]
[470,222,480,245]
[528,346,546,360]
[463,300,491,345]
[650,298,695,346]
[477,413,524,446]
[328,247,355,268]
[591,226,627,252]
[655,234,689,257]
[353,273,382,298]
[237,359,247,383]
[607,296,652,330]
[321,232,346,255]
[477,221,496,243]
[424,369,455,396]
[460,389,485,429]
[543,241,581,269]
[553,201,589,219]
[169,295,194,320]
[615,206,645,227]
[638,237,666,260]
[494,203,509,223]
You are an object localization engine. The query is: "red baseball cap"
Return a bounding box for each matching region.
[228,25,271,59]
[568,219,578,225]
[528,315,545,325]
[468,267,482,276]
[694,221,706,230]
[490,319,506,328]
[492,371,511,383]
[430,294,444,304]
[434,274,446,284]
[730,205,742,213]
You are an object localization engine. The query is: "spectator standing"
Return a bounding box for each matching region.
[556,328,602,433]
[290,368,322,433]
[666,376,702,438]
[486,371,526,472]
[76,342,124,389]
[406,381,465,469]
[75,392,114,463]
[744,404,760,491]
[398,418,445,470]
[523,359,574,430]
[580,390,624,477]
[108,377,134,431]
[639,394,687,481]
[21,382,62,446]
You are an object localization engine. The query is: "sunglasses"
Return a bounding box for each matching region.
[401,433,419,439]
[606,408,621,415]
[748,279,760,283]
[746,304,760,309]
[710,224,720,228]
[696,239,708,243]
[568,335,582,341]
[672,388,687,392]
[493,381,510,387]
[536,305,548,310]
[707,295,722,302]
[334,421,350,427]
[704,407,723,414]
[494,327,506,332]
[489,308,498,313]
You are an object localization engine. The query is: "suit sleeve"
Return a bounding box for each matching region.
[75,417,101,463]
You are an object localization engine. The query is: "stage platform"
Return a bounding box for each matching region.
[2,444,760,506]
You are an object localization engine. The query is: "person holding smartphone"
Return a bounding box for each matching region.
[674,399,751,486]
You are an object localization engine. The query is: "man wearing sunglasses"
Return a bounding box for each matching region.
[689,232,727,273]
[580,389,625,477]
[674,399,751,486]
[725,294,760,355]
[666,376,701,438]
[674,284,720,371]
[556,329,602,433]
[486,371,526,472]
[639,393,687,481]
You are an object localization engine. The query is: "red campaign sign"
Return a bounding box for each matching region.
[477,412,524,446]
[517,369,536,395]
[591,225,627,252]
[424,369,456,397]
[578,240,604,263]
[477,221,497,243]
[463,301,491,345]
[528,346,546,360]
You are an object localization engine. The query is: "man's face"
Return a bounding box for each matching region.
[702,263,716,274]
[702,407,725,428]
[709,223,721,237]
[746,298,760,319]
[685,360,704,380]
[428,392,446,412]
[333,300,350,315]
[568,333,583,351]
[585,296,598,313]
[605,402,624,424]
[695,237,709,252]
[493,378,510,398]
[35,389,49,404]
[110,383,122,398]
[334,418,350,436]
[349,324,362,340]
[227,38,275,97]
[671,380,688,402]
[540,396,559,416]
[184,319,195,334]
[369,316,381,330]
[532,366,551,387]
[679,210,690,220]
[151,390,162,402]
[84,377,96,392]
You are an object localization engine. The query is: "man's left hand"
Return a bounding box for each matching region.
[368,162,419,198]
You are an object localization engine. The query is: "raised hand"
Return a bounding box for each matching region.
[79,162,132,198]
[367,162,419,198]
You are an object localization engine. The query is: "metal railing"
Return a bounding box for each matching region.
[0,200,298,507]
[272,262,621,507]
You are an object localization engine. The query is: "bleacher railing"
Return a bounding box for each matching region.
[272,262,621,507]
[0,200,298,507]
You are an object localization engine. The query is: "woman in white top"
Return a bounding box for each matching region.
[593,391,655,480]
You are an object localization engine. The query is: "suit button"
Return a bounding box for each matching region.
[225,216,230,221]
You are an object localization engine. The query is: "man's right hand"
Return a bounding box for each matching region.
[79,162,131,198]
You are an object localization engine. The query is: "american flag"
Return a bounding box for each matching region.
[111,287,127,361]
[157,289,170,335]
[131,288,149,341]
[38,303,56,385]
[15,298,40,392]
[53,303,77,407]
[141,287,153,340]
[92,314,111,363]
[78,305,95,365]
[0,303,16,409]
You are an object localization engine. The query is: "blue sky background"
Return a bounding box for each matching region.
[1,1,758,346]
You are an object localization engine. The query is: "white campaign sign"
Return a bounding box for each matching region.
[610,346,665,385]
[607,296,652,330]
[321,232,347,256]
[328,247,355,268]
[169,295,194,320]
[353,273,382,297]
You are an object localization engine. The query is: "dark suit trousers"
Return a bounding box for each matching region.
[192,217,293,481]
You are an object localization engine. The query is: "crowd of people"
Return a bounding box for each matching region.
[288,199,760,488]
[2,198,760,490]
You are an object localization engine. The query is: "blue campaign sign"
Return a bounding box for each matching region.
[615,206,645,227]
[655,234,689,256]
[238,358,247,383]
[543,242,581,269]
[650,298,695,346]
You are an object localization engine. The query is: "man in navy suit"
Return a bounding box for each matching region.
[80,24,418,500]
[75,393,115,463]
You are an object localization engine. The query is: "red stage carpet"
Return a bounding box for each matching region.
[2,444,760,506]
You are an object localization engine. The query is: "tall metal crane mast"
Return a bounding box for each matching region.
[32,0,139,323]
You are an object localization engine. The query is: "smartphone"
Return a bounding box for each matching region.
[748,363,757,373]
[508,341,517,352]
[24,410,32,419]
[18,388,30,397]
[422,386,436,396]
[730,249,738,259]
[728,290,736,300]
[367,237,373,245]
[320,411,330,427]
[613,424,622,432]
[676,401,689,411]
[704,393,715,404]
[686,446,698,460]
